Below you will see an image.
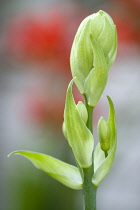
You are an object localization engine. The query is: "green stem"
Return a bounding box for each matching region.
[83,166,97,210]
[82,95,97,210]
[105,151,108,158]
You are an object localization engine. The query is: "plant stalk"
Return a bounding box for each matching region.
[82,95,97,210]
[83,166,97,210]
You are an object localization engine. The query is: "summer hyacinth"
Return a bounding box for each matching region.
[8,10,117,210]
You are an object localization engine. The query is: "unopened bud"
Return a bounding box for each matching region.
[97,117,111,152]
[70,10,117,107]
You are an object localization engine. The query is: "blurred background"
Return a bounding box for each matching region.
[0,0,140,209]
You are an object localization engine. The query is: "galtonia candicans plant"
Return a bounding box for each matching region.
[9,10,117,210]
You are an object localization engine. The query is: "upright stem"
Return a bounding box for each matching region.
[83,166,97,210]
[82,95,97,210]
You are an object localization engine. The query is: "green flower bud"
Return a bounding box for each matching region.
[97,117,111,153]
[70,10,117,107]
[93,96,117,186]
[76,101,88,124]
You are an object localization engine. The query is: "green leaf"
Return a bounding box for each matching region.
[8,150,83,190]
[64,79,94,168]
[84,37,108,107]
[92,96,117,186]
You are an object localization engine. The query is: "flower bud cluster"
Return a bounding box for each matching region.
[70,10,117,107]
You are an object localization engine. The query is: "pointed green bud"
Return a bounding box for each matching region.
[97,117,111,153]
[70,10,117,107]
[93,96,117,187]
[76,101,88,124]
